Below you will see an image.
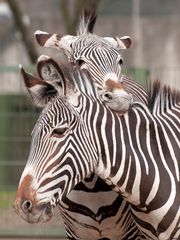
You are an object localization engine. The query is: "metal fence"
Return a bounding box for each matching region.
[0,65,149,238]
[0,66,66,239]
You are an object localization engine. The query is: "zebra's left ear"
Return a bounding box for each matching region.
[19,65,58,107]
[104,36,132,49]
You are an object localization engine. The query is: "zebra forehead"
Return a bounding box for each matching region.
[37,98,74,124]
[73,34,119,52]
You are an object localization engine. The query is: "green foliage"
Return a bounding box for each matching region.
[122,67,149,89]
[0,191,15,209]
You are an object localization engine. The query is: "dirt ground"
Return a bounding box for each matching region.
[0,206,65,239]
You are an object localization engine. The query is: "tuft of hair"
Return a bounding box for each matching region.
[77,10,97,35]
[148,80,180,113]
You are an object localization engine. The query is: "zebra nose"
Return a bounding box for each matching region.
[21,200,33,213]
[102,92,113,100]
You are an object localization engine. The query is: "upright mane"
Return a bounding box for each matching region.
[148,80,180,114]
[77,10,97,35]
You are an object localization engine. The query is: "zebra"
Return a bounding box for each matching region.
[17,56,145,240]
[30,11,149,239]
[36,54,133,115]
[14,61,180,240]
[34,11,148,106]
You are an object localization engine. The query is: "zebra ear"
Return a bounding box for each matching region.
[104,36,132,49]
[36,55,66,95]
[36,57,80,106]
[19,65,58,107]
[34,30,76,53]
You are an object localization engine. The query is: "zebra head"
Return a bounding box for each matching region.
[34,11,132,107]
[35,54,133,115]
[14,59,101,224]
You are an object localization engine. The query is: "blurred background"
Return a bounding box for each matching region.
[0,0,180,239]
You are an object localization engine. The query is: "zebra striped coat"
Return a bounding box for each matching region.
[32,12,147,239]
[33,58,147,240]
[31,10,150,240]
[15,62,180,240]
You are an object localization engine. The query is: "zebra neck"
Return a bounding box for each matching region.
[95,105,179,209]
[94,105,180,238]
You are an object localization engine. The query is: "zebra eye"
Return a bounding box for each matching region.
[76,59,84,66]
[119,59,123,65]
[52,127,68,137]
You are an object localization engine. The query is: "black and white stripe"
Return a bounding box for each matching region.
[31,11,149,239]
[18,65,180,240]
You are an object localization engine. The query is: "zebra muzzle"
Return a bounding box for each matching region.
[14,174,54,223]
[14,199,53,223]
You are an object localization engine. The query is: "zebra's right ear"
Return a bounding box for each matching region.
[36,55,66,95]
[34,30,76,53]
[19,65,58,107]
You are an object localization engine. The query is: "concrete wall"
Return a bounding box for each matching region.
[97,15,180,88]
[1,0,180,91]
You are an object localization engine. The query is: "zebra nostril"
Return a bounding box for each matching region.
[21,200,32,213]
[103,92,113,100]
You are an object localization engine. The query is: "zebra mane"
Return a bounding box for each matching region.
[77,10,97,35]
[148,80,180,113]
[75,68,99,98]
[60,63,99,99]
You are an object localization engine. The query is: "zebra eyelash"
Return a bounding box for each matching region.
[51,127,68,137]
